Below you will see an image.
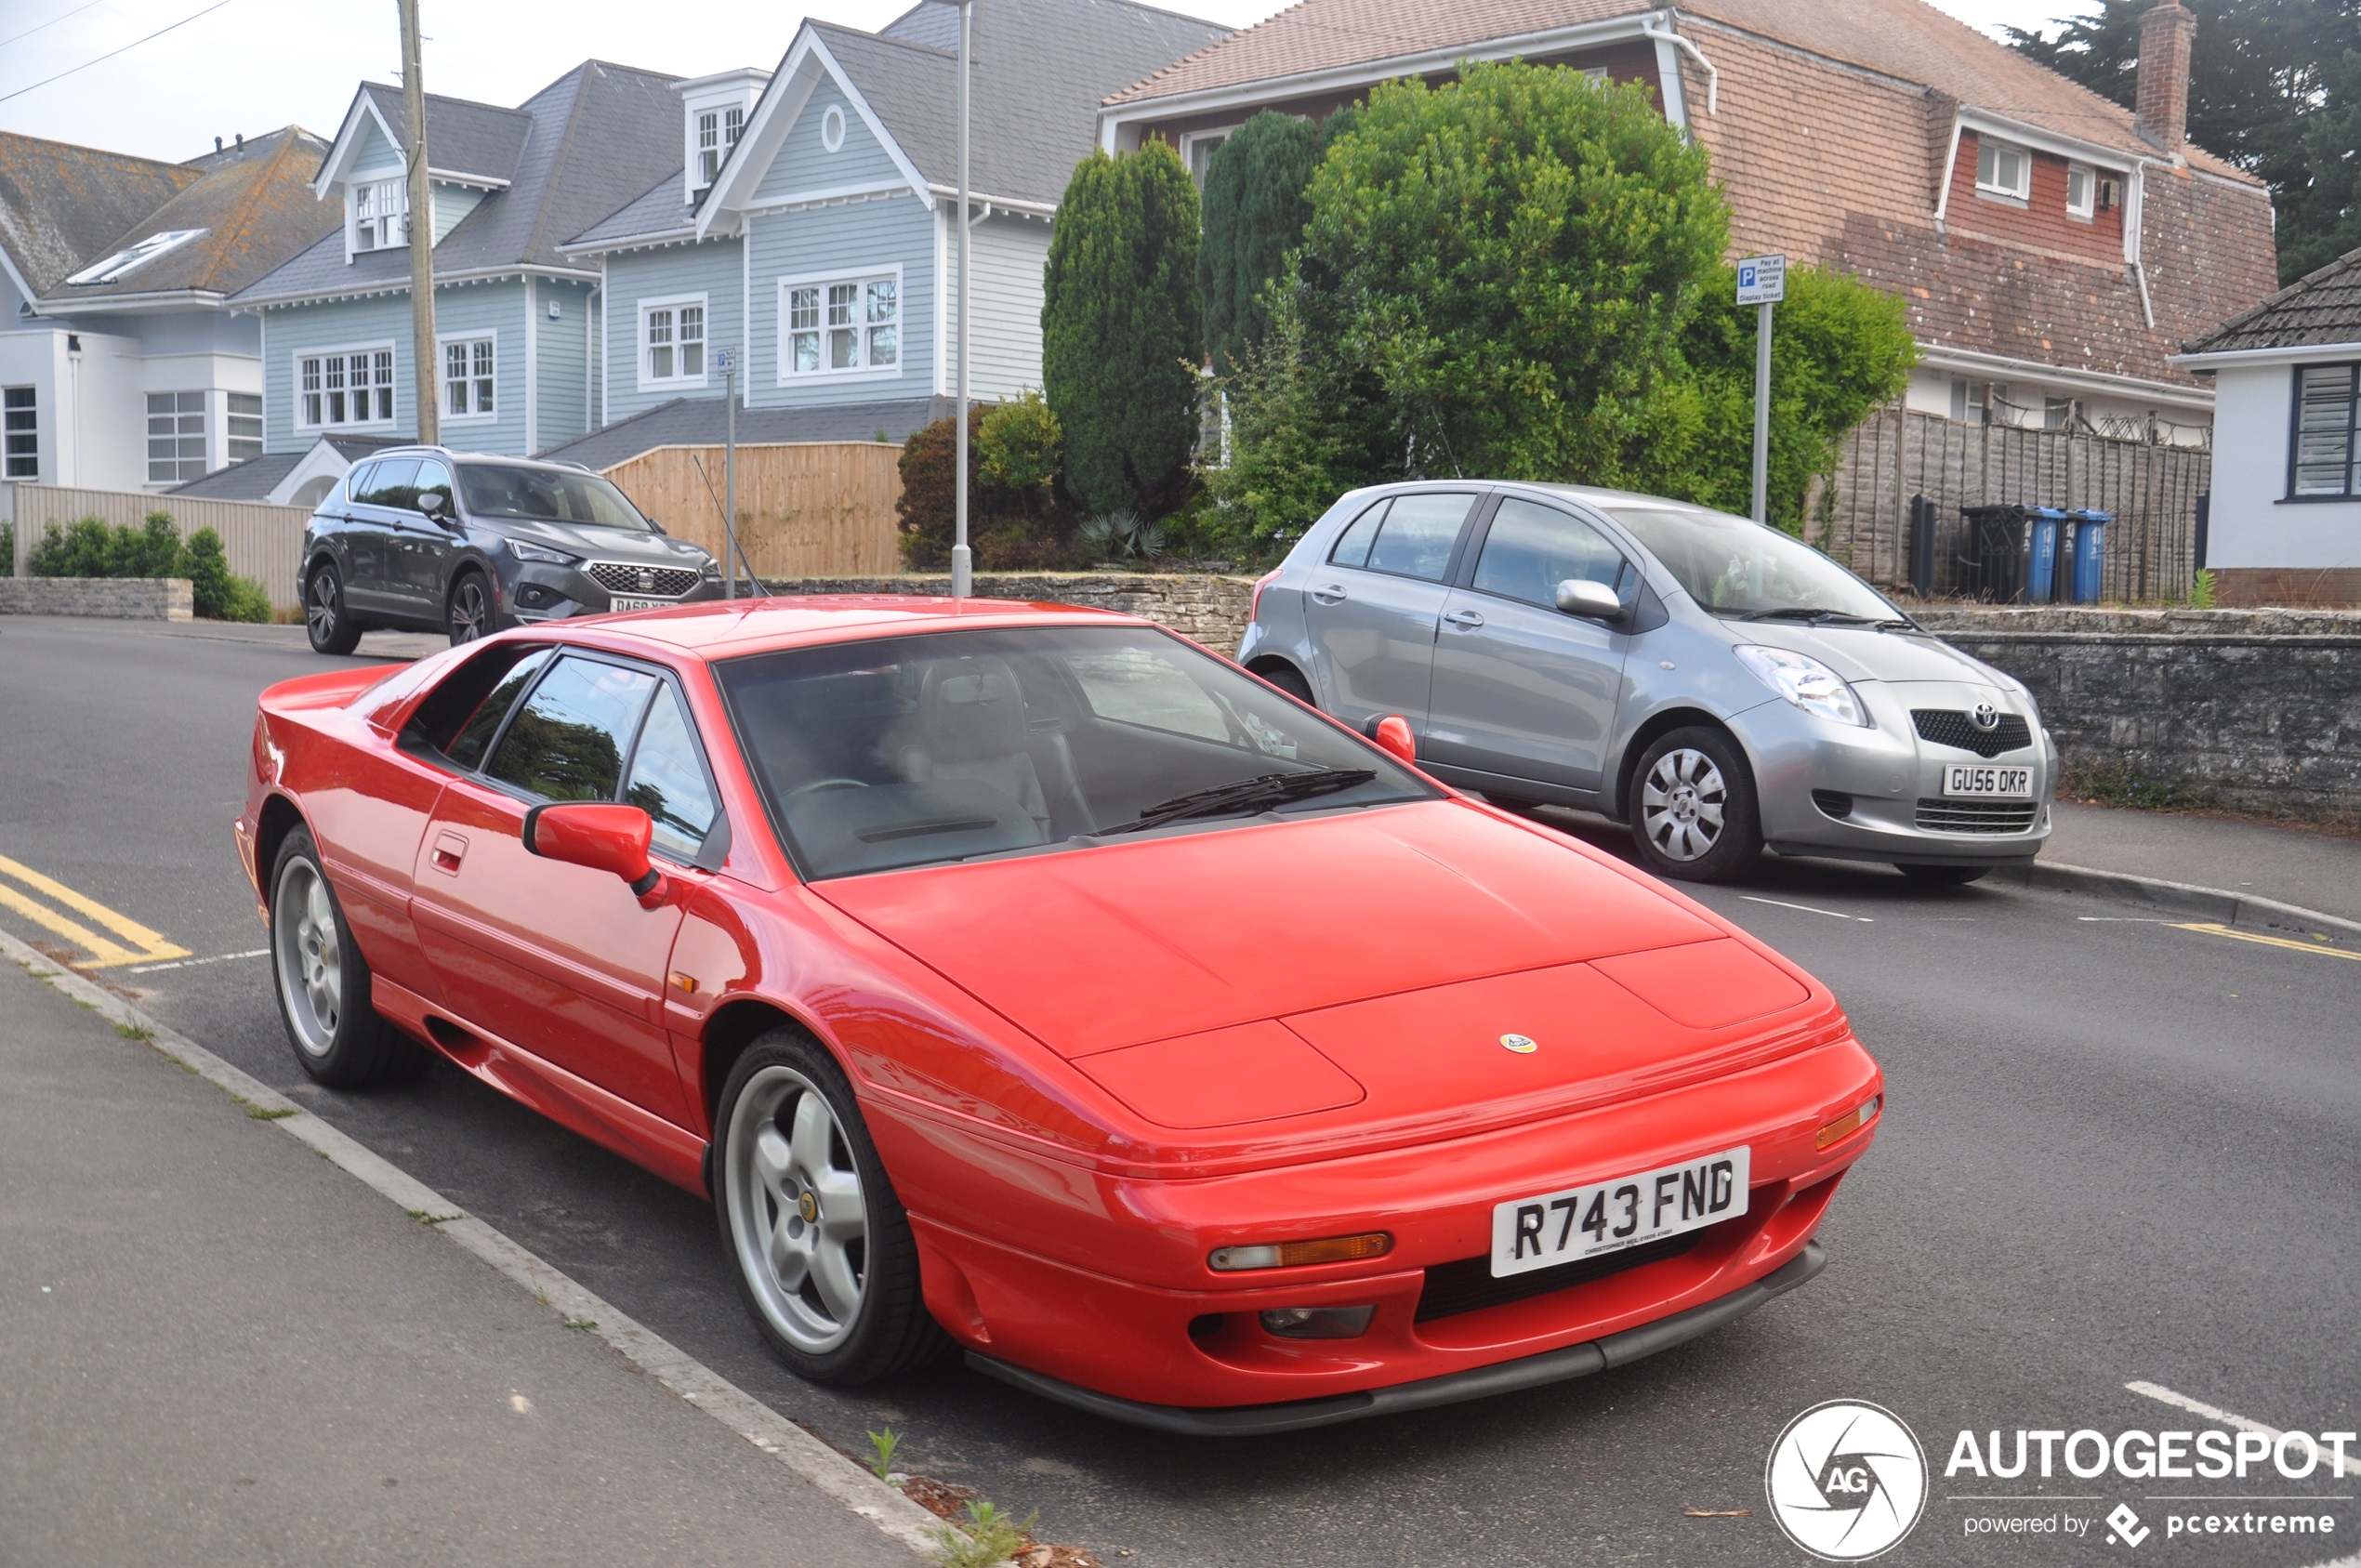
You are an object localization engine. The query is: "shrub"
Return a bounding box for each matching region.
[1198,111,1321,376]
[180,528,270,621]
[896,409,1085,571]
[975,390,1062,494]
[30,518,116,577]
[1043,142,1203,516]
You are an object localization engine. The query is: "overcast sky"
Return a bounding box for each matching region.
[0,0,2094,165]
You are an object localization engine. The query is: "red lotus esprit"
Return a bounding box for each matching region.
[234,597,1882,1434]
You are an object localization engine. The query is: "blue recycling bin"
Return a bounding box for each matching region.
[2066,509,2110,603]
[2026,509,2064,603]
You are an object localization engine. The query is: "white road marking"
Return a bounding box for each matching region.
[2126,1380,2361,1479]
[127,948,268,974]
[0,929,942,1562]
[2078,916,2165,922]
[1741,895,1872,922]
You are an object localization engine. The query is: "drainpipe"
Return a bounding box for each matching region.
[1641,20,1717,114]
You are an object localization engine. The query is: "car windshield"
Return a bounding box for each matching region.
[455,463,652,531]
[1601,502,1902,623]
[715,626,1436,879]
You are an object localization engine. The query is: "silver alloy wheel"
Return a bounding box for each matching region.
[723,1065,869,1354]
[448,575,489,642]
[306,572,337,644]
[1641,746,1728,863]
[272,857,342,1057]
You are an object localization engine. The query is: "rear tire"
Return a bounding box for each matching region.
[1254,662,1315,706]
[1628,727,1763,884]
[1895,863,1991,886]
[714,1029,949,1385]
[304,563,363,655]
[269,827,424,1087]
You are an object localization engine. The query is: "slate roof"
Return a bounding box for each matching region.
[535,395,951,468]
[236,61,683,305]
[1102,0,2250,184]
[0,132,201,296]
[564,169,701,251]
[355,84,532,184]
[2181,249,2361,356]
[165,434,400,499]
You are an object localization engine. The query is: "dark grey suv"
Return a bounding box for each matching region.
[299,446,723,653]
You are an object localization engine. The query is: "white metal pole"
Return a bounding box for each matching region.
[1750,300,1773,524]
[951,0,972,600]
[724,366,738,599]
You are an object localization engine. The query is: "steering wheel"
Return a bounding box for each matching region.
[788,777,870,798]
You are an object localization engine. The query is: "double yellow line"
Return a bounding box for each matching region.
[0,853,190,968]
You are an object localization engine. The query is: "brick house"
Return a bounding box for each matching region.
[1097,0,2275,445]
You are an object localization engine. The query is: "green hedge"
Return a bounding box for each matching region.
[27,513,271,621]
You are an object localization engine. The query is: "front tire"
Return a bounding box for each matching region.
[1895,863,1991,886]
[1629,727,1764,884]
[714,1030,947,1384]
[269,827,423,1087]
[305,563,363,655]
[446,570,494,646]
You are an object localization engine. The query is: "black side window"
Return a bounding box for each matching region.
[340,462,377,507]
[412,458,453,514]
[1328,498,1390,567]
[483,655,659,802]
[1365,493,1474,583]
[399,643,552,761]
[444,648,556,770]
[623,685,719,860]
[355,457,418,507]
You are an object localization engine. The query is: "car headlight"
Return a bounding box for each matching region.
[1734,645,1868,726]
[507,540,580,566]
[700,557,722,578]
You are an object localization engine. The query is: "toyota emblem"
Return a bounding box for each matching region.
[1970,702,2000,731]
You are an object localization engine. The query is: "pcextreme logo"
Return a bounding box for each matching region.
[1766,1400,1931,1561]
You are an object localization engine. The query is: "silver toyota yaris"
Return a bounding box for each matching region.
[1236,481,2057,884]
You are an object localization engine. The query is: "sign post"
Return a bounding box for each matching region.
[1735,254,1786,525]
[715,347,739,599]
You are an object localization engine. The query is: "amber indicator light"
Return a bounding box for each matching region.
[1815,1094,1882,1150]
[1209,1232,1392,1272]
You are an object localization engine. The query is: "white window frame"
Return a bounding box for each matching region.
[440,331,498,423]
[696,111,721,188]
[295,344,398,431]
[2064,161,2096,220]
[226,392,263,463]
[348,170,410,255]
[4,385,39,481]
[820,104,846,153]
[1973,138,2030,204]
[146,390,208,484]
[777,267,903,385]
[1179,125,1241,189]
[638,294,710,390]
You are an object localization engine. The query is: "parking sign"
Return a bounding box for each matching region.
[712,348,737,373]
[1735,254,1786,305]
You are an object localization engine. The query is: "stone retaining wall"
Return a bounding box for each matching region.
[1911,606,2361,818]
[768,573,1258,652]
[0,577,192,621]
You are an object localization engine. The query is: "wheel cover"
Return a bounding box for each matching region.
[1641,747,1728,863]
[449,578,487,642]
[272,858,342,1056]
[307,572,337,643]
[723,1065,869,1354]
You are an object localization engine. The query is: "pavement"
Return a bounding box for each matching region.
[2044,800,2361,929]
[3,611,2358,1567]
[0,947,922,1568]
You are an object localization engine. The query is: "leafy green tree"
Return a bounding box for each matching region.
[2007,0,2361,284]
[1658,264,1918,531]
[1197,112,1321,376]
[2287,48,2361,280]
[1043,143,1204,515]
[1292,60,1726,485]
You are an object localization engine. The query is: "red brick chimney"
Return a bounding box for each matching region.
[2136,0,2196,152]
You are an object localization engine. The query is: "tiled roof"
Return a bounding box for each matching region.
[37,128,339,303]
[236,61,682,304]
[564,169,701,250]
[166,434,401,498]
[2181,249,2361,355]
[535,394,951,469]
[1101,0,2253,184]
[357,84,533,184]
[0,132,200,296]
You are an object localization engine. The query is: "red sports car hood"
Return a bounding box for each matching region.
[814,801,1838,1133]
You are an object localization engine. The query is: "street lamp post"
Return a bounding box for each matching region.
[951,0,972,600]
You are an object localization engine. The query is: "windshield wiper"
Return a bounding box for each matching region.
[1092,769,1377,837]
[1736,607,1882,625]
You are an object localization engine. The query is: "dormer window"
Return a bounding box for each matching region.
[695,106,747,188]
[2065,163,2096,220]
[352,178,409,251]
[66,230,206,285]
[1974,138,2030,204]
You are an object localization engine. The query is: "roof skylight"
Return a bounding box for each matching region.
[66,229,207,285]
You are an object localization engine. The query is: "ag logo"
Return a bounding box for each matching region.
[1765,1400,1928,1561]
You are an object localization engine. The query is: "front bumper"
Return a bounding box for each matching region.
[1734,682,2058,865]
[968,1241,1827,1435]
[500,560,727,624]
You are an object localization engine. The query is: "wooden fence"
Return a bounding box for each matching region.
[1823,408,2212,604]
[7,484,309,611]
[599,443,903,580]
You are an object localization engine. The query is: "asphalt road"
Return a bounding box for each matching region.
[2,612,2355,1567]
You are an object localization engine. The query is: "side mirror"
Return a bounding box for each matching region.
[416,491,454,523]
[1554,578,1623,621]
[521,802,664,902]
[1370,714,1418,766]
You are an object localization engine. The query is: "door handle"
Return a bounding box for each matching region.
[430,832,468,875]
[1444,608,1486,629]
[1310,583,1347,603]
